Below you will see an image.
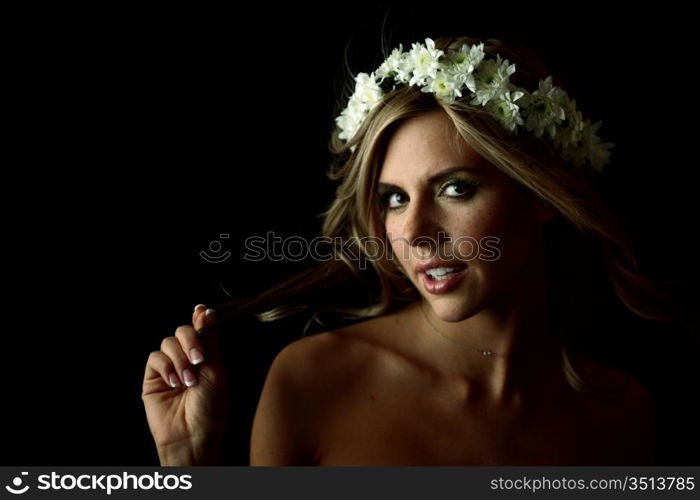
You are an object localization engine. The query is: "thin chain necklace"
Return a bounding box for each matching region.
[418,300,505,357]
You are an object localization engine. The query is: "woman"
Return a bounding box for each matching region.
[142,36,681,465]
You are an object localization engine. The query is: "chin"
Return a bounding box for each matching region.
[424,294,478,322]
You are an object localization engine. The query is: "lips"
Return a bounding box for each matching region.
[414,259,468,274]
[413,259,469,295]
[420,265,468,294]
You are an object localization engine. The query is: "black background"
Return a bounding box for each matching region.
[4,3,698,465]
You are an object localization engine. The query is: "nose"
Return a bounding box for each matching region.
[398,201,444,258]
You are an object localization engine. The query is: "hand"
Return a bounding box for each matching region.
[142,304,229,465]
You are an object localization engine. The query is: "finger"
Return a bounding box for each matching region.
[161,333,197,387]
[192,306,223,367]
[202,308,215,332]
[192,303,206,328]
[192,308,214,335]
[174,322,208,366]
[198,308,222,360]
[144,350,183,389]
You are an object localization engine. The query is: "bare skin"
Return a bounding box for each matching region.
[250,110,656,465]
[143,305,229,465]
[277,301,656,466]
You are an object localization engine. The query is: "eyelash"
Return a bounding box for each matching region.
[378,179,480,211]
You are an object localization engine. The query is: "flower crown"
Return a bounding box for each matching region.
[335,38,614,172]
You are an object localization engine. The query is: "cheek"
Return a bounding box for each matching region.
[383,220,407,259]
[450,201,539,265]
[476,213,540,275]
[444,205,501,242]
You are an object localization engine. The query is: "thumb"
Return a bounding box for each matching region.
[198,308,225,367]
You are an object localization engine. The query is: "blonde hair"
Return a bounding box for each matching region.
[218,36,685,397]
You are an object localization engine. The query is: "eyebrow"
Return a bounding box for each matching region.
[377,166,484,192]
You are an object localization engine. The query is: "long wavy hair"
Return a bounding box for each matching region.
[216,36,685,397]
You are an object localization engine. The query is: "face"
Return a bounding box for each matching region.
[377,110,555,321]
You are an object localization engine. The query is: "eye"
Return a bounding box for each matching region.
[440,179,479,198]
[380,191,407,210]
[377,179,480,213]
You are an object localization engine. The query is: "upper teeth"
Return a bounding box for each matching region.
[425,267,459,277]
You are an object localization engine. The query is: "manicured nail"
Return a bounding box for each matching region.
[194,304,206,312]
[168,373,181,388]
[190,348,204,365]
[183,369,196,387]
[205,308,215,324]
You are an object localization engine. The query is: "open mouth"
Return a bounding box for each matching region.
[423,265,467,281]
[420,264,468,294]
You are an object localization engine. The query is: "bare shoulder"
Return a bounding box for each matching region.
[621,370,655,412]
[266,307,426,417]
[608,367,657,463]
[249,332,351,465]
[250,314,408,465]
[271,313,412,391]
[580,359,655,414]
[575,361,657,464]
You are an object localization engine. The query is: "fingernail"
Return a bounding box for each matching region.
[194,304,206,312]
[190,348,204,365]
[169,373,181,388]
[183,369,196,387]
[205,308,215,324]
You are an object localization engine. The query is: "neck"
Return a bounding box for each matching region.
[412,253,564,402]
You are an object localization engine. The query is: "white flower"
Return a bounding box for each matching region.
[561,118,605,169]
[334,39,613,171]
[470,54,516,106]
[376,44,410,82]
[407,38,444,87]
[422,66,467,103]
[580,120,614,171]
[448,42,485,92]
[588,142,614,171]
[335,101,364,141]
[519,76,567,139]
[353,72,383,106]
[449,42,486,73]
[335,72,384,141]
[552,94,584,153]
[487,90,525,132]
